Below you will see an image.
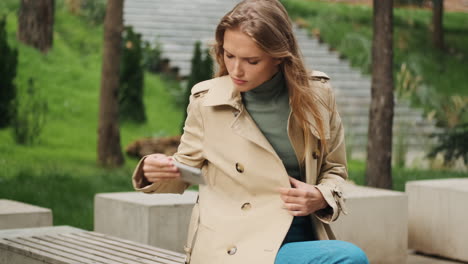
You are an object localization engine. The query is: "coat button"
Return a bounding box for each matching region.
[227,246,237,255]
[241,202,251,211]
[235,162,244,173]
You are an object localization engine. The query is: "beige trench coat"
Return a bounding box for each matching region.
[132,71,348,264]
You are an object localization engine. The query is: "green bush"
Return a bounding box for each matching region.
[80,0,106,25]
[142,40,163,73]
[119,26,146,123]
[0,16,18,128]
[181,41,213,131]
[12,78,48,145]
[429,123,468,164]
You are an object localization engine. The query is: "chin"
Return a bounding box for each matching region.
[233,83,255,92]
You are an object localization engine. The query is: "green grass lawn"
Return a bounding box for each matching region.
[0,1,466,231]
[0,2,184,230]
[283,0,468,101]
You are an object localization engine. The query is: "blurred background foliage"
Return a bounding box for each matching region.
[0,0,466,230]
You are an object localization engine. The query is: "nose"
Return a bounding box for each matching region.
[232,59,244,78]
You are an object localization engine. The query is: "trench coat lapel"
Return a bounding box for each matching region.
[203,76,280,160]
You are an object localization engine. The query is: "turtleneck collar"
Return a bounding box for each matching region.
[242,71,286,103]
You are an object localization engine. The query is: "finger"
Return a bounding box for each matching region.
[145,172,181,179]
[282,203,303,211]
[143,164,178,173]
[279,187,307,197]
[289,176,306,188]
[287,210,308,217]
[280,195,306,204]
[146,155,173,167]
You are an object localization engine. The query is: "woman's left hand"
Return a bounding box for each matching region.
[279,177,328,216]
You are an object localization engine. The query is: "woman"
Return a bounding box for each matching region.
[132,0,369,263]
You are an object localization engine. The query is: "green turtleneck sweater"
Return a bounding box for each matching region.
[242,71,316,244]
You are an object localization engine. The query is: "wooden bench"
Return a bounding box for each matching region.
[0,226,186,264]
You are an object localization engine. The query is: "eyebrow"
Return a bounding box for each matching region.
[223,48,261,60]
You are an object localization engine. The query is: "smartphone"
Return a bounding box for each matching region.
[172,159,206,185]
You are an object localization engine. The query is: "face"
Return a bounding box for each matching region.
[223,28,281,92]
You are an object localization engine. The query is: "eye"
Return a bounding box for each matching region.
[248,60,259,65]
[225,53,234,59]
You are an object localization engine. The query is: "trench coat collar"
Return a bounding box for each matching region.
[202,75,242,110]
[201,75,330,141]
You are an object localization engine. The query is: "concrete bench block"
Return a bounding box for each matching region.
[406,179,468,262]
[94,191,198,253]
[330,183,408,264]
[0,200,52,230]
[0,225,185,264]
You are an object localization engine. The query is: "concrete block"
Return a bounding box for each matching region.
[0,200,52,230]
[331,183,408,264]
[94,191,198,253]
[406,179,468,262]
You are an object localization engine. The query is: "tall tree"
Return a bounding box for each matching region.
[365,0,394,189]
[17,0,54,53]
[97,0,124,167]
[0,16,18,128]
[432,0,444,49]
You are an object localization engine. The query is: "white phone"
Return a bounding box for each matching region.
[172,160,206,185]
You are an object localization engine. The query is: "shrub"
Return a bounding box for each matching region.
[429,123,468,165]
[0,16,18,128]
[119,26,146,123]
[395,63,422,100]
[12,78,48,145]
[80,0,106,25]
[181,41,213,131]
[142,40,163,73]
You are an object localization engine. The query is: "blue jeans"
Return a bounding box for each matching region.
[275,240,369,264]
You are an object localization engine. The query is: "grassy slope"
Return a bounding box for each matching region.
[283,0,468,98]
[0,1,465,230]
[0,3,184,230]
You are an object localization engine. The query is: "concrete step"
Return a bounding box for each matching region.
[122,0,440,161]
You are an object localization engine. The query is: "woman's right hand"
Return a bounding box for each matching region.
[142,154,181,183]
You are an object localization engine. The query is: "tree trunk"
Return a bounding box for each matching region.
[17,0,54,53]
[97,0,124,167]
[365,0,394,189]
[432,0,444,49]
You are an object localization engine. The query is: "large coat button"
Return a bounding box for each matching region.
[241,202,251,211]
[227,246,237,255]
[235,162,244,173]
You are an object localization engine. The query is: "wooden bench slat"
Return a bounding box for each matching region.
[59,233,180,264]
[0,238,82,264]
[49,234,163,264]
[2,238,92,264]
[38,235,148,264]
[19,237,115,264]
[74,232,185,263]
[86,232,186,258]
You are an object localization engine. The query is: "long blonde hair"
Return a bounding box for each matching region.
[213,0,327,160]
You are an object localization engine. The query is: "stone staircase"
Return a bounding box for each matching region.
[123,0,437,163]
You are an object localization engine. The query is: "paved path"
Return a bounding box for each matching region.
[123,0,438,163]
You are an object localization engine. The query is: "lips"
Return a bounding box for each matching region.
[232,77,247,85]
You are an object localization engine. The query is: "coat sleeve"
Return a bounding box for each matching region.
[132,91,206,194]
[314,83,348,224]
